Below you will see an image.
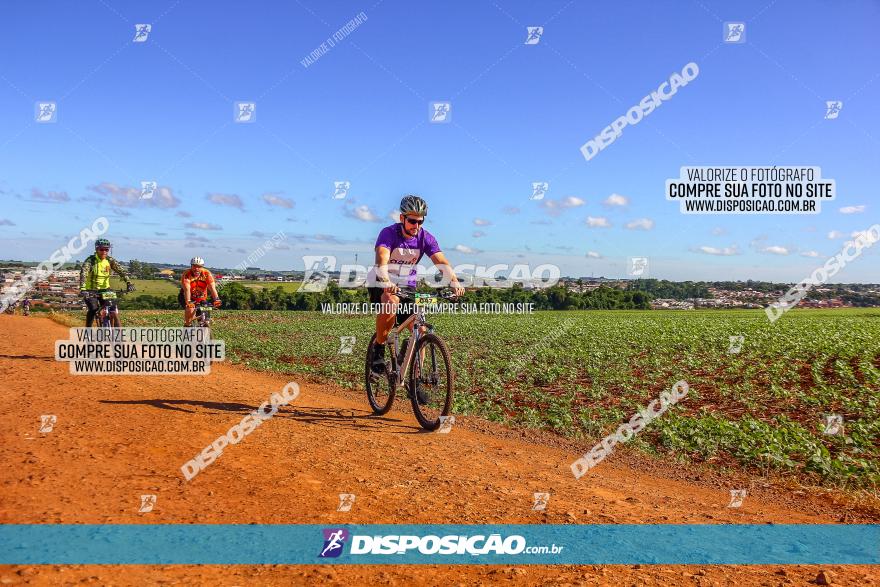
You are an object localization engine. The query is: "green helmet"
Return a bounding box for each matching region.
[400,194,428,216]
[95,238,111,250]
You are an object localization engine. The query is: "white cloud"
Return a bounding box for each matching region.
[839,205,865,214]
[346,205,381,223]
[31,188,70,202]
[186,222,222,231]
[695,245,739,256]
[454,244,481,254]
[697,245,739,257]
[850,229,880,245]
[89,182,180,209]
[711,227,727,236]
[473,218,492,226]
[828,230,846,239]
[625,218,654,231]
[472,230,487,238]
[800,250,820,258]
[388,210,401,222]
[207,193,244,209]
[586,216,611,228]
[540,196,585,215]
[603,193,628,207]
[586,251,602,259]
[262,193,294,209]
[761,245,789,255]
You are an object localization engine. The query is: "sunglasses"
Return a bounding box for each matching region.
[403,216,424,226]
[97,248,110,252]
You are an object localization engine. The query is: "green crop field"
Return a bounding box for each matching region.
[54,308,880,488]
[238,280,301,293]
[109,278,179,297]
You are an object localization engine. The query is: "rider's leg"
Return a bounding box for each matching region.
[375,311,395,344]
[109,306,121,327]
[371,289,398,372]
[84,297,99,327]
[184,305,196,326]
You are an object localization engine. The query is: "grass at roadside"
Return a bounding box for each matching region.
[238,281,301,292]
[109,278,178,296]
[51,308,880,489]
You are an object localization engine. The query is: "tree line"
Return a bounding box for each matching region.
[118,282,653,311]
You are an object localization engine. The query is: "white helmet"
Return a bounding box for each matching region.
[190,257,205,267]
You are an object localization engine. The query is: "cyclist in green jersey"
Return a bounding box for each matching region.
[78,238,135,327]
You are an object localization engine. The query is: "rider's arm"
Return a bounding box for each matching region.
[374,246,396,291]
[78,257,91,291]
[181,277,192,305]
[429,252,463,294]
[207,273,220,301]
[108,257,133,286]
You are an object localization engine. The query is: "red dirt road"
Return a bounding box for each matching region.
[0,315,877,585]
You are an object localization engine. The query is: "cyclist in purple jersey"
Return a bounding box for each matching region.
[368,195,464,373]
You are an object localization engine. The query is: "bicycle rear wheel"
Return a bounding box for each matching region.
[365,334,395,414]
[409,333,453,430]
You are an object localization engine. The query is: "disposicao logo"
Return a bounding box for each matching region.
[319,528,349,558]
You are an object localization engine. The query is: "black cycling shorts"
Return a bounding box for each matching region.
[368,287,414,326]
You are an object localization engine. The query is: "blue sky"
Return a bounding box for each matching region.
[0,0,877,281]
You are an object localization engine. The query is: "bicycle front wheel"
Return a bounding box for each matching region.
[409,333,453,431]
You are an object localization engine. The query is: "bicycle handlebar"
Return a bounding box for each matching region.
[82,289,128,299]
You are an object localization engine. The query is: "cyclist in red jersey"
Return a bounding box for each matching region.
[180,257,221,326]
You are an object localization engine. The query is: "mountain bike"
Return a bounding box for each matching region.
[365,288,457,431]
[191,300,217,328]
[83,289,126,327]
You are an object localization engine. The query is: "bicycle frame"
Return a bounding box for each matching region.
[195,302,212,327]
[100,297,118,327]
[386,303,430,384]
[85,290,121,327]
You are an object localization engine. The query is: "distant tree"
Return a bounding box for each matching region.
[128,259,157,280]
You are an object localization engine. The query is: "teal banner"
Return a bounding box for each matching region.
[0,524,876,565]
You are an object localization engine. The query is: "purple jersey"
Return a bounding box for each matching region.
[370,223,441,287]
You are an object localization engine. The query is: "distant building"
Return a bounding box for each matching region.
[650,298,694,310]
